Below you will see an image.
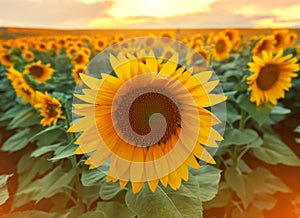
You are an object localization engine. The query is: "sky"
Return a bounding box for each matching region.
[0,0,300,29]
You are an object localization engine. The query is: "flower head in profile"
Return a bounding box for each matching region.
[247,50,299,106]
[273,30,289,52]
[70,49,226,194]
[252,35,276,57]
[6,67,37,105]
[223,29,241,50]
[24,60,54,83]
[35,91,65,127]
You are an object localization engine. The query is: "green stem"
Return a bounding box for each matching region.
[239,109,247,130]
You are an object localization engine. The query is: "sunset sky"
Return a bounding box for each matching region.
[0,0,300,29]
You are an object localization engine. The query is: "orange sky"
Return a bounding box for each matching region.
[0,0,300,29]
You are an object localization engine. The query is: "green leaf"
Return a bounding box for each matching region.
[225,167,290,209]
[0,174,13,206]
[0,105,24,122]
[100,181,124,200]
[30,143,63,158]
[252,134,300,166]
[203,182,232,209]
[86,202,135,218]
[81,167,106,187]
[126,178,203,218]
[270,105,291,115]
[294,125,300,133]
[16,166,75,202]
[1,127,40,152]
[226,103,241,124]
[190,165,222,202]
[49,141,77,161]
[225,167,254,208]
[7,107,40,130]
[79,210,105,218]
[29,125,65,147]
[1,210,61,218]
[252,194,277,210]
[125,185,181,218]
[237,94,272,126]
[221,128,259,146]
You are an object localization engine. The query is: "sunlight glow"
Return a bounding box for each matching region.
[109,0,215,18]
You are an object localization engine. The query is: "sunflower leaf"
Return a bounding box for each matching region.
[1,210,63,218]
[79,201,136,218]
[0,174,13,206]
[1,127,40,152]
[221,128,259,147]
[251,134,300,166]
[81,167,106,187]
[99,181,124,200]
[237,94,272,126]
[190,165,222,202]
[125,185,183,218]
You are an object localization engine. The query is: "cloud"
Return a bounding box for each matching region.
[1,0,300,28]
[87,0,300,28]
[0,0,113,28]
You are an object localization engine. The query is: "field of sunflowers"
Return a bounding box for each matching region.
[0,29,300,218]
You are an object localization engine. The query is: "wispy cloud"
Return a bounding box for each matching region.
[0,0,299,28]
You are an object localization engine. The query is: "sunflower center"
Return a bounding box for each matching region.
[129,92,181,144]
[257,64,280,90]
[75,54,83,64]
[216,40,225,53]
[29,66,44,78]
[46,104,58,117]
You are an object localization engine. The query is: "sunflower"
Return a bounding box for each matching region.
[223,29,241,50]
[66,46,79,58]
[0,51,14,67]
[185,46,209,71]
[287,32,298,47]
[273,30,289,52]
[247,50,299,106]
[190,34,203,48]
[70,51,226,193]
[22,50,35,62]
[297,44,300,57]
[6,68,37,105]
[72,64,86,84]
[24,60,54,83]
[160,31,175,45]
[160,47,177,61]
[144,37,157,50]
[94,38,107,52]
[72,51,89,66]
[35,91,65,127]
[252,35,276,57]
[211,33,232,61]
[36,42,47,52]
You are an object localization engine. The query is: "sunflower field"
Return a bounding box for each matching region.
[0,29,300,218]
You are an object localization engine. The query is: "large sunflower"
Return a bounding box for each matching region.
[24,60,54,83]
[211,33,232,61]
[35,91,65,127]
[70,50,226,193]
[247,50,299,106]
